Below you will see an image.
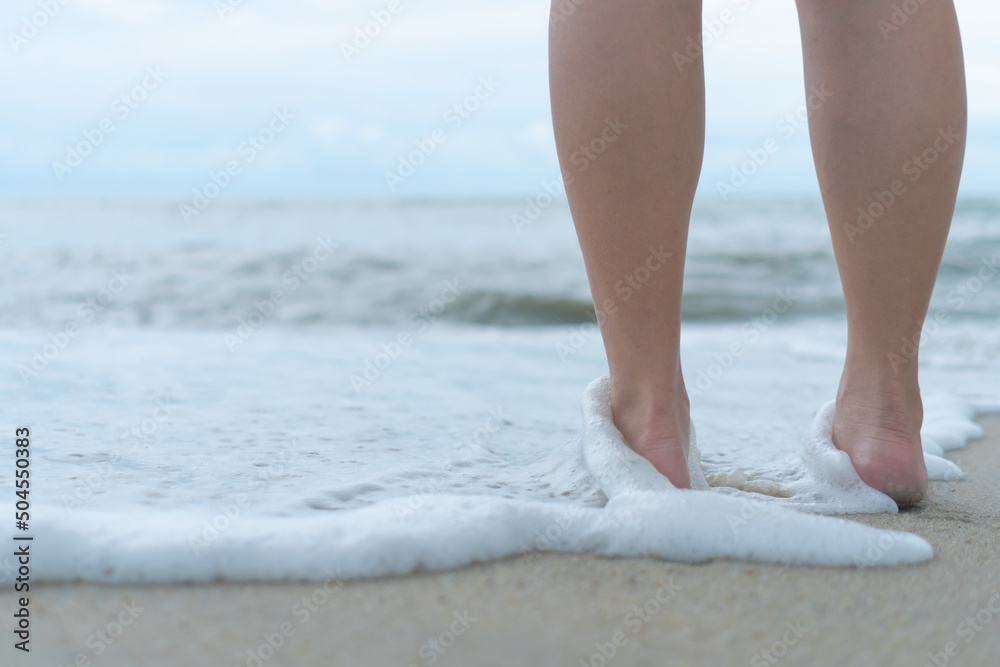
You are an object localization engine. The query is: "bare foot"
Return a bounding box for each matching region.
[610,374,692,489]
[832,379,928,507]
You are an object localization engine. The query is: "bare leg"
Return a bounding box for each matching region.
[796,0,967,504]
[549,0,704,487]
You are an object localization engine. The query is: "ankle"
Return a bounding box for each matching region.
[843,340,921,389]
[840,351,920,398]
[836,367,923,435]
[610,366,688,415]
[609,369,690,443]
[607,370,693,489]
[832,366,928,506]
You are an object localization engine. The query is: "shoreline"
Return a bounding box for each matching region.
[6,415,999,667]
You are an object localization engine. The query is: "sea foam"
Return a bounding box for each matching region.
[20,374,969,584]
[3,200,997,584]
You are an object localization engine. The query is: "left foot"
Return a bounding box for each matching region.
[610,371,692,489]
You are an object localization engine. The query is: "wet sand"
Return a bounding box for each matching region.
[7,416,999,667]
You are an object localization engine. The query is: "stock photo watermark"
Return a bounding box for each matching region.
[513,117,628,234]
[878,0,930,40]
[350,277,464,393]
[58,599,144,667]
[844,126,961,243]
[689,288,797,397]
[922,589,1000,667]
[189,438,308,555]
[726,497,760,534]
[119,397,177,448]
[716,84,833,201]
[384,76,502,192]
[556,245,673,361]
[51,65,168,182]
[888,253,997,374]
[61,398,178,512]
[7,0,72,52]
[61,459,116,513]
[234,569,345,667]
[851,531,909,569]
[394,407,508,521]
[179,108,296,222]
[16,269,135,384]
[521,506,582,563]
[565,116,627,174]
[341,0,407,63]
[188,495,252,556]
[510,179,564,234]
[672,0,754,72]
[750,620,809,667]
[407,610,477,667]
[577,578,681,666]
[213,0,248,22]
[223,235,339,350]
[548,0,587,30]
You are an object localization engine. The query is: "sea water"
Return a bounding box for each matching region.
[1,198,998,581]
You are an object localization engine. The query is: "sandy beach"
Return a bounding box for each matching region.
[4,0,998,662]
[7,415,998,667]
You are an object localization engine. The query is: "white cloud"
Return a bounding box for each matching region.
[357,124,385,142]
[311,115,347,148]
[0,0,996,196]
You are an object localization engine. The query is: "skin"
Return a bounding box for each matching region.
[549,0,966,505]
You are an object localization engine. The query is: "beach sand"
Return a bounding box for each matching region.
[8,416,999,667]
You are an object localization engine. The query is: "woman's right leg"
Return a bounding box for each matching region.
[795,0,967,504]
[549,0,705,488]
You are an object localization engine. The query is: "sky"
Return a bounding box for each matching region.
[1,0,998,200]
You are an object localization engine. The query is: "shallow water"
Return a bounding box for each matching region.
[1,198,997,581]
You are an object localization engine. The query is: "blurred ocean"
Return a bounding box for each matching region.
[1,197,998,581]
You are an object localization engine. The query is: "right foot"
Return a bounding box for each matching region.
[610,377,692,489]
[832,379,928,507]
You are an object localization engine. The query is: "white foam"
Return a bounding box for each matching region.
[921,436,946,457]
[20,488,931,584]
[922,395,985,451]
[924,453,964,481]
[579,376,709,496]
[577,377,931,566]
[791,400,900,514]
[4,324,991,583]
[13,375,949,584]
[797,400,964,484]
[3,200,997,584]
[701,397,974,510]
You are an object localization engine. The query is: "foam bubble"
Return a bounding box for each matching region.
[924,453,964,481]
[577,377,931,566]
[14,376,947,584]
[20,487,932,584]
